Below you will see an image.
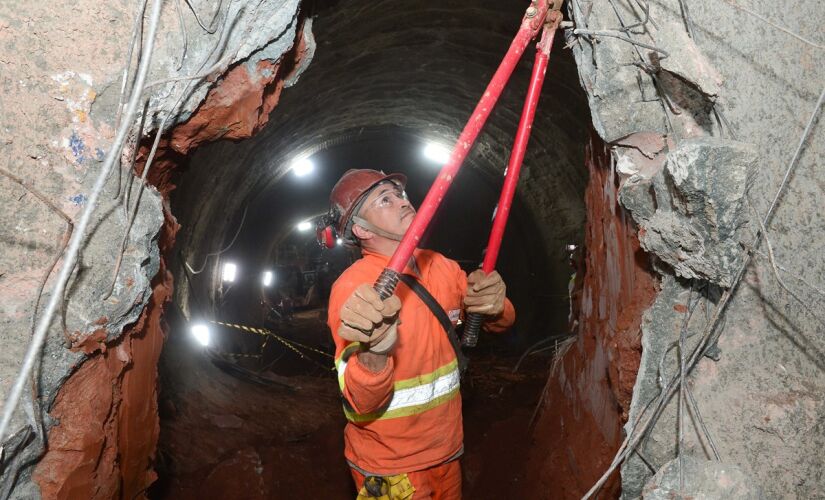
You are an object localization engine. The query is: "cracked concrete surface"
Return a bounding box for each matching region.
[0,0,305,496]
[567,0,824,497]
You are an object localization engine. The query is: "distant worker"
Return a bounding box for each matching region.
[324,169,516,499]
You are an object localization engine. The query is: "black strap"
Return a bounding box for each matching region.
[398,274,469,374]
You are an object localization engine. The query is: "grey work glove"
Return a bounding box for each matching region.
[464,270,506,316]
[338,283,402,353]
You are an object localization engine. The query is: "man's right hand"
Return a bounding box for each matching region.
[338,284,402,353]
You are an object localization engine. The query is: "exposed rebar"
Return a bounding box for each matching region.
[0,0,165,446]
[582,84,825,500]
[572,28,670,56]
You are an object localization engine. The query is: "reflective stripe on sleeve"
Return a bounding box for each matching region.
[343,359,460,423]
[335,342,361,392]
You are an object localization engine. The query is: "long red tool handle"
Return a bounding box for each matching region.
[373,2,550,300]
[462,21,559,348]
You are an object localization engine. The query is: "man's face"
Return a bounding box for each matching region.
[358,181,415,237]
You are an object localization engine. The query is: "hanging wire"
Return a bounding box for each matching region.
[677,0,697,39]
[717,0,823,50]
[174,0,189,71]
[677,283,695,494]
[604,0,677,135]
[112,0,149,200]
[582,85,825,500]
[183,0,223,34]
[620,0,652,32]
[764,87,825,224]
[747,197,825,329]
[572,28,670,56]
[0,168,74,494]
[122,100,150,218]
[0,167,74,344]
[184,204,249,275]
[750,250,825,299]
[685,383,722,460]
[0,0,166,447]
[114,0,149,133]
[106,0,243,297]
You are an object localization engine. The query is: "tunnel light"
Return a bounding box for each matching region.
[222,262,237,283]
[296,220,312,232]
[336,237,343,246]
[262,270,274,287]
[291,156,315,177]
[566,244,578,252]
[423,142,451,165]
[190,324,211,347]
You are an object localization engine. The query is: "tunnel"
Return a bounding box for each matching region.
[1,0,823,498]
[155,0,590,496]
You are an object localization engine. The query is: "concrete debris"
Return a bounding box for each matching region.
[569,23,668,142]
[654,20,723,99]
[615,132,668,160]
[613,132,671,182]
[65,182,164,349]
[642,457,764,499]
[622,137,757,287]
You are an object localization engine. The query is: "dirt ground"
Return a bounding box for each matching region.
[150,311,551,499]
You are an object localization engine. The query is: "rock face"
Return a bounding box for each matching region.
[0,0,307,497]
[523,132,658,498]
[627,137,758,286]
[560,0,825,498]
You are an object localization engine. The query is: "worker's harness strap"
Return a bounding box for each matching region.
[397,274,468,375]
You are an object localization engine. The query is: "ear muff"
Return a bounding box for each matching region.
[316,211,340,249]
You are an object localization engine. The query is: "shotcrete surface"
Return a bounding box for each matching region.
[565,0,825,497]
[0,0,305,496]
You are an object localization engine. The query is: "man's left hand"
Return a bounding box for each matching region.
[464,270,506,316]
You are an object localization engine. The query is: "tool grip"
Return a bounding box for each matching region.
[374,268,400,302]
[461,312,485,347]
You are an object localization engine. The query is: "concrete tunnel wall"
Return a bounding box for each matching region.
[0,0,823,498]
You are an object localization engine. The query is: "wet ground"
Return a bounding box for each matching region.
[150,310,551,499]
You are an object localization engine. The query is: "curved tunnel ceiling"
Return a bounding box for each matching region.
[171,0,592,332]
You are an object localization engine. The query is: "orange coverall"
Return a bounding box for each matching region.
[328,248,515,496]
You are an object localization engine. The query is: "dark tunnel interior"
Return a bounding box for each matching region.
[152,0,591,497]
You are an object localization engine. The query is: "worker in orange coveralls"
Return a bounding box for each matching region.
[325,169,516,499]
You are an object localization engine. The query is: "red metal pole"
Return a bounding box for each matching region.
[462,20,559,347]
[374,2,549,299]
[482,26,557,273]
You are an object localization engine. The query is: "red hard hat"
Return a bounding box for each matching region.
[330,169,407,238]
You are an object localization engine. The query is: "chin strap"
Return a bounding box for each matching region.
[351,216,404,242]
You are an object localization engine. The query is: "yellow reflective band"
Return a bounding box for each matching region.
[342,362,461,423]
[344,387,459,423]
[336,342,362,391]
[393,359,458,391]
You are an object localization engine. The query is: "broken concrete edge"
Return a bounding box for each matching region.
[642,456,764,499]
[522,130,660,498]
[1,2,311,498]
[562,1,770,497]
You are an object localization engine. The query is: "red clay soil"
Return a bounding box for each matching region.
[137,19,312,198]
[33,212,179,499]
[152,366,352,499]
[150,325,550,499]
[520,131,659,499]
